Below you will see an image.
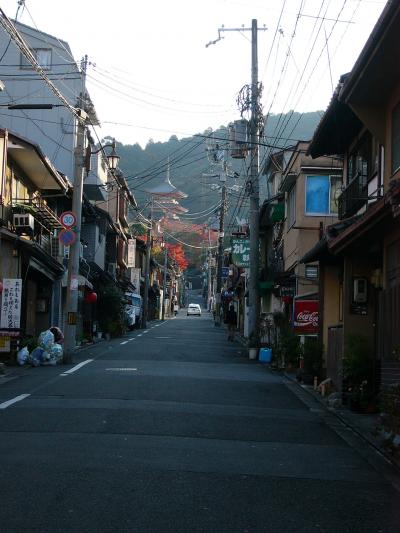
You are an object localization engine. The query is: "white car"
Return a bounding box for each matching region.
[187,303,201,316]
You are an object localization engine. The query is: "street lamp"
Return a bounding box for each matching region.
[85,138,120,174]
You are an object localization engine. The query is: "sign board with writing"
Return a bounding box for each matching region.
[130,268,141,294]
[127,239,136,268]
[231,238,250,267]
[1,278,22,329]
[293,300,319,334]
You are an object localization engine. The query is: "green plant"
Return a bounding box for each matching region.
[343,334,374,385]
[279,330,301,367]
[97,282,125,336]
[379,384,400,434]
[19,336,38,353]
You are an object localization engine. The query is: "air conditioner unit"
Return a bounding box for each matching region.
[108,262,117,277]
[13,213,34,232]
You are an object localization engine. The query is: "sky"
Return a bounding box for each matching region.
[0,0,387,148]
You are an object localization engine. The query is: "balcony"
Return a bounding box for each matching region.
[12,196,63,232]
[338,172,368,219]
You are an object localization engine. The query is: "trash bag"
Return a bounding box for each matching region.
[38,330,54,352]
[48,343,63,363]
[17,346,29,366]
[30,347,45,367]
[49,326,64,345]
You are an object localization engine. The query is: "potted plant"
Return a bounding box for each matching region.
[343,334,376,412]
[247,332,259,360]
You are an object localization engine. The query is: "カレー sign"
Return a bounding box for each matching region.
[231,238,250,267]
[0,278,22,329]
[293,300,319,334]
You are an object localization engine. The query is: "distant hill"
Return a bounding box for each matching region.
[116,110,323,219]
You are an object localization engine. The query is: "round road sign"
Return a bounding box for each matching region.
[59,228,77,247]
[60,211,77,228]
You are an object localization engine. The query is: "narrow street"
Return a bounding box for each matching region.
[1,296,399,533]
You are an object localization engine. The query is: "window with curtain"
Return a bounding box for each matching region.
[305,175,342,215]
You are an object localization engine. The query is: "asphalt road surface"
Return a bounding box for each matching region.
[1,294,400,532]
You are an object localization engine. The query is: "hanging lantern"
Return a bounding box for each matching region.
[85,291,97,304]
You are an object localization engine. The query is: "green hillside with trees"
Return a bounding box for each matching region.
[116,110,322,215]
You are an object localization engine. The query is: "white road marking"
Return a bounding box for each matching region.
[0,394,30,409]
[155,336,171,339]
[137,334,142,337]
[60,359,93,376]
[143,330,149,334]
[106,368,137,371]
[128,338,135,341]
[120,341,129,345]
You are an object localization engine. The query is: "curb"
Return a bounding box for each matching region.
[284,371,400,475]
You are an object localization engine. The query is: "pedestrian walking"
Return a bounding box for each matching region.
[226,304,237,341]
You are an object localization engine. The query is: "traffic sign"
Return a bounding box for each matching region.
[60,211,77,228]
[59,228,76,246]
[222,267,230,278]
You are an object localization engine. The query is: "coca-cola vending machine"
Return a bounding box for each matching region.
[293,300,319,334]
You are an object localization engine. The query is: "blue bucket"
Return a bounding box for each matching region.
[259,347,272,363]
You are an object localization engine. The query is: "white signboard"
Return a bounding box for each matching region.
[127,239,136,268]
[1,278,22,329]
[130,267,141,294]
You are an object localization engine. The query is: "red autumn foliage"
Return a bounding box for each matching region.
[166,243,189,270]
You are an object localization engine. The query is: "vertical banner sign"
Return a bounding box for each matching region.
[130,268,141,294]
[1,278,22,329]
[231,238,250,267]
[293,300,319,334]
[127,239,136,268]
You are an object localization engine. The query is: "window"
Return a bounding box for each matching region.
[286,185,296,227]
[392,103,400,173]
[21,48,52,70]
[305,175,342,215]
[305,264,319,279]
[347,133,372,183]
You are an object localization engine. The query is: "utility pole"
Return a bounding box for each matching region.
[162,242,168,320]
[215,172,227,326]
[63,55,88,363]
[206,20,265,341]
[141,199,153,328]
[207,248,212,311]
[248,19,261,344]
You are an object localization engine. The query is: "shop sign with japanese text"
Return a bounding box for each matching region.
[231,238,250,267]
[127,239,136,268]
[1,278,22,329]
[293,300,319,334]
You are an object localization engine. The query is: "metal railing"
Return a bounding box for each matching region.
[338,172,368,219]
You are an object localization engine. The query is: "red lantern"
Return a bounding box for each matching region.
[85,291,97,304]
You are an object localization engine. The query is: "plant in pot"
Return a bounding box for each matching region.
[247,332,259,360]
[343,334,376,412]
[279,329,301,372]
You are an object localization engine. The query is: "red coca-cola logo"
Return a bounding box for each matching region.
[296,310,318,326]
